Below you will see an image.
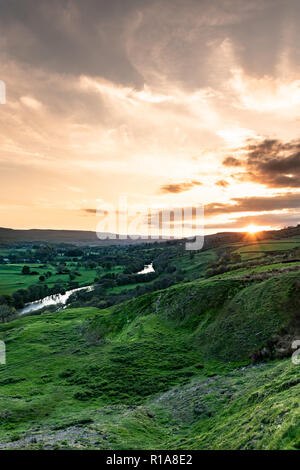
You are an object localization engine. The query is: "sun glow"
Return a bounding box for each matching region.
[245,224,259,234]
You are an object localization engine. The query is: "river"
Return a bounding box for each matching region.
[18,285,94,316]
[137,263,155,274]
[19,263,155,315]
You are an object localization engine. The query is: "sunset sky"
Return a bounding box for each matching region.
[0,0,300,235]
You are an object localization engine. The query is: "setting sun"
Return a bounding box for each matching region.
[245,224,259,234]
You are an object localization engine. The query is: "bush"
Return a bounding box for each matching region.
[21,265,30,275]
[0,304,17,323]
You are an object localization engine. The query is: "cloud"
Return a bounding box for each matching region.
[230,69,300,112]
[147,192,300,225]
[205,213,300,230]
[223,138,300,188]
[20,95,42,110]
[0,0,143,87]
[205,193,300,216]
[223,156,242,167]
[160,180,202,194]
[148,191,300,220]
[1,0,300,231]
[215,179,229,188]
[81,208,97,214]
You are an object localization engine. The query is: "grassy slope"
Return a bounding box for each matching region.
[209,261,300,279]
[233,238,300,262]
[171,249,218,281]
[237,240,300,253]
[0,271,299,449]
[151,359,300,450]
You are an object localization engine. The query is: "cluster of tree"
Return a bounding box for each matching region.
[0,304,17,323]
[68,267,184,311]
[205,249,242,278]
[94,270,158,288]
[38,271,53,282]
[64,248,83,257]
[21,265,39,275]
[0,282,67,309]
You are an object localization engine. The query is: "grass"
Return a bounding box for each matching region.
[0,270,299,448]
[235,239,300,254]
[151,359,300,450]
[0,264,124,296]
[171,249,217,280]
[210,260,300,280]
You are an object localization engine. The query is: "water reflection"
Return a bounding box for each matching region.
[19,285,94,315]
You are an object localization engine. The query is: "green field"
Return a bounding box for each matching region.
[172,248,218,280]
[210,260,300,280]
[0,264,98,295]
[0,261,127,296]
[235,239,300,254]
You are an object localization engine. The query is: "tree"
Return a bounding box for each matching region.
[12,292,24,309]
[231,253,242,264]
[22,265,30,275]
[0,304,17,323]
[294,247,300,258]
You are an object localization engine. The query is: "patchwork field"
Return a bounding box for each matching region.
[0,264,98,295]
[235,239,300,256]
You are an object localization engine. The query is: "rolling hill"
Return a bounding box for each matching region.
[0,269,299,449]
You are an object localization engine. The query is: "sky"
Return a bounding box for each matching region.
[0,0,300,235]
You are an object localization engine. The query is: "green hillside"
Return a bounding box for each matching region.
[0,271,299,449]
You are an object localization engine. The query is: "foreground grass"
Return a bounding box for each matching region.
[0,359,299,450]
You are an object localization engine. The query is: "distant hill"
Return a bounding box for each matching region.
[0,227,166,246]
[0,224,299,247]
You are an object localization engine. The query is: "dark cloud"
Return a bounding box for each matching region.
[0,0,144,87]
[147,193,300,225]
[223,139,300,188]
[128,0,300,91]
[205,213,300,230]
[223,156,242,167]
[227,1,300,79]
[2,0,299,92]
[81,208,96,214]
[160,180,202,194]
[147,206,300,231]
[205,193,300,216]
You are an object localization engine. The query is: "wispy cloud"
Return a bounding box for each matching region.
[160,180,202,194]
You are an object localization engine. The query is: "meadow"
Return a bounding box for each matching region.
[0,263,98,296]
